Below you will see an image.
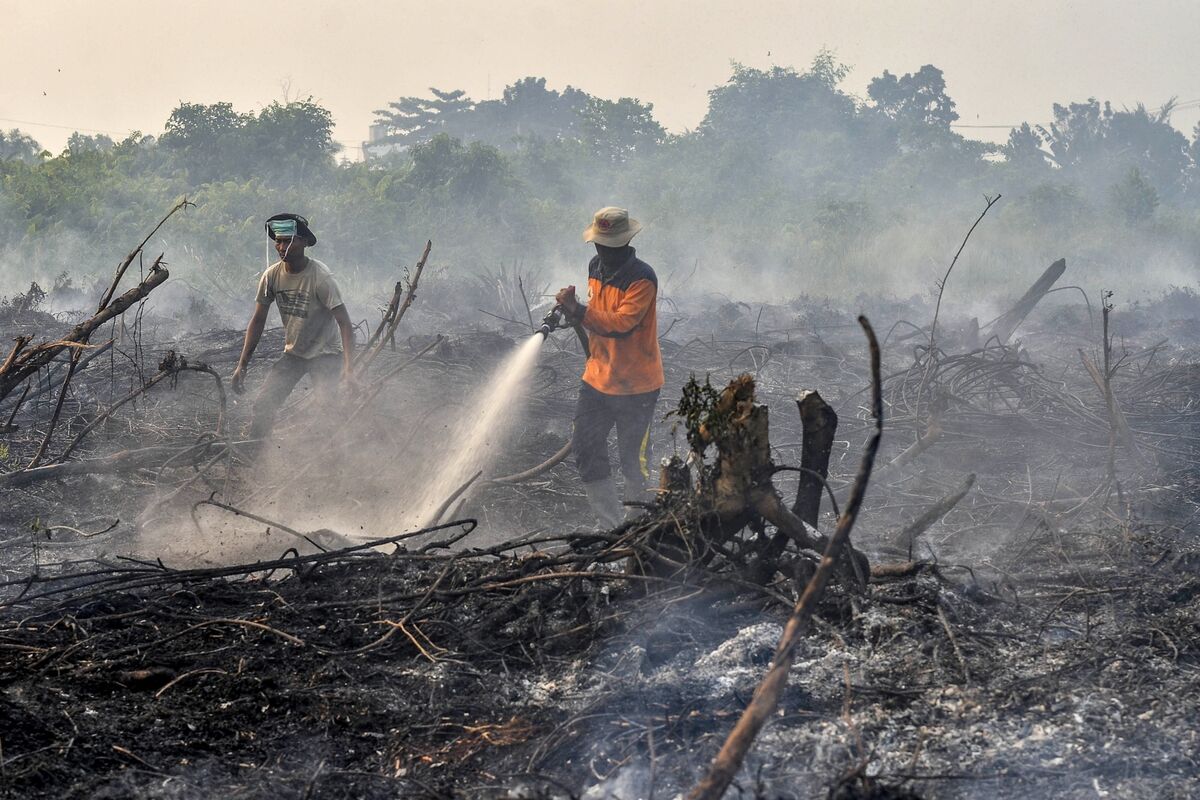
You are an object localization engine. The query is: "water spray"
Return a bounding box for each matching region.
[403,333,548,529]
[397,304,595,529]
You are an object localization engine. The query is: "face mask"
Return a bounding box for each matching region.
[596,244,632,269]
[269,219,299,238]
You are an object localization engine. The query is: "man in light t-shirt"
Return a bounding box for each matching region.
[231,213,356,441]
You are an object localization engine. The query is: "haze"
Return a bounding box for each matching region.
[4,0,1199,155]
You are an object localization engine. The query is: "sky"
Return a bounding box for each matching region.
[3,0,1199,158]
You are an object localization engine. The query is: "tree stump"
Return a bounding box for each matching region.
[793,390,838,527]
[634,374,868,588]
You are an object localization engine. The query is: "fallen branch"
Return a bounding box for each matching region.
[0,519,478,609]
[192,497,352,551]
[430,470,483,527]
[0,336,31,374]
[869,560,929,580]
[886,414,942,472]
[889,473,976,556]
[0,258,170,402]
[488,440,571,485]
[55,353,227,463]
[6,339,115,409]
[0,441,214,489]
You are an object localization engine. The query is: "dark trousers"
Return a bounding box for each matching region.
[249,353,342,440]
[573,382,659,491]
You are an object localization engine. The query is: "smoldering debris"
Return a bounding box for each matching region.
[2,506,1198,799]
[1,235,1200,799]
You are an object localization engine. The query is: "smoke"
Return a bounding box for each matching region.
[131,331,549,566]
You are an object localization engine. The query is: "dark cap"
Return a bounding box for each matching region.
[265,213,317,247]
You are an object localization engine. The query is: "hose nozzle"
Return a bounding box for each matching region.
[538,305,564,338]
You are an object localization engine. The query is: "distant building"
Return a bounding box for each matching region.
[362,122,406,161]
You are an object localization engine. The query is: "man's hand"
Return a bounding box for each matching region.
[555,285,580,316]
[231,365,247,395]
[340,366,359,391]
[234,303,269,396]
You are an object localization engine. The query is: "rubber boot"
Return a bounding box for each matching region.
[584,477,624,530]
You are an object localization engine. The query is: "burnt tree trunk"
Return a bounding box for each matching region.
[991,258,1066,345]
[707,375,774,519]
[792,390,838,527]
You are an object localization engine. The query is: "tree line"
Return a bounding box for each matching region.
[1,52,1197,305]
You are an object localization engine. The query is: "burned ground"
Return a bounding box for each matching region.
[1,268,1199,799]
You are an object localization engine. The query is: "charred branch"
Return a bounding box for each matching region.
[0,259,169,403]
[357,240,433,372]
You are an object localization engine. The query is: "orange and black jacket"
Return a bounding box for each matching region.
[576,250,664,396]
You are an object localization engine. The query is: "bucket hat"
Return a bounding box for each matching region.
[265,212,317,247]
[582,207,641,247]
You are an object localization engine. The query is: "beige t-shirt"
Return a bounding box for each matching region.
[254,258,344,359]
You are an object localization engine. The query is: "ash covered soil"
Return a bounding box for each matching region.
[1,288,1199,799]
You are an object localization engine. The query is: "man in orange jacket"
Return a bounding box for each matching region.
[556,207,664,528]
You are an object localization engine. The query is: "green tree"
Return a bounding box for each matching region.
[1035,99,1189,198]
[700,57,857,144]
[373,88,475,147]
[867,65,959,130]
[161,102,246,152]
[580,96,665,163]
[695,53,898,213]
[244,99,340,175]
[402,134,514,204]
[66,133,115,154]
[1111,166,1159,223]
[0,129,43,163]
[163,101,244,140]
[161,99,337,184]
[160,102,249,182]
[1036,99,1113,170]
[1004,123,1048,168]
[473,77,590,146]
[1106,102,1189,199]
